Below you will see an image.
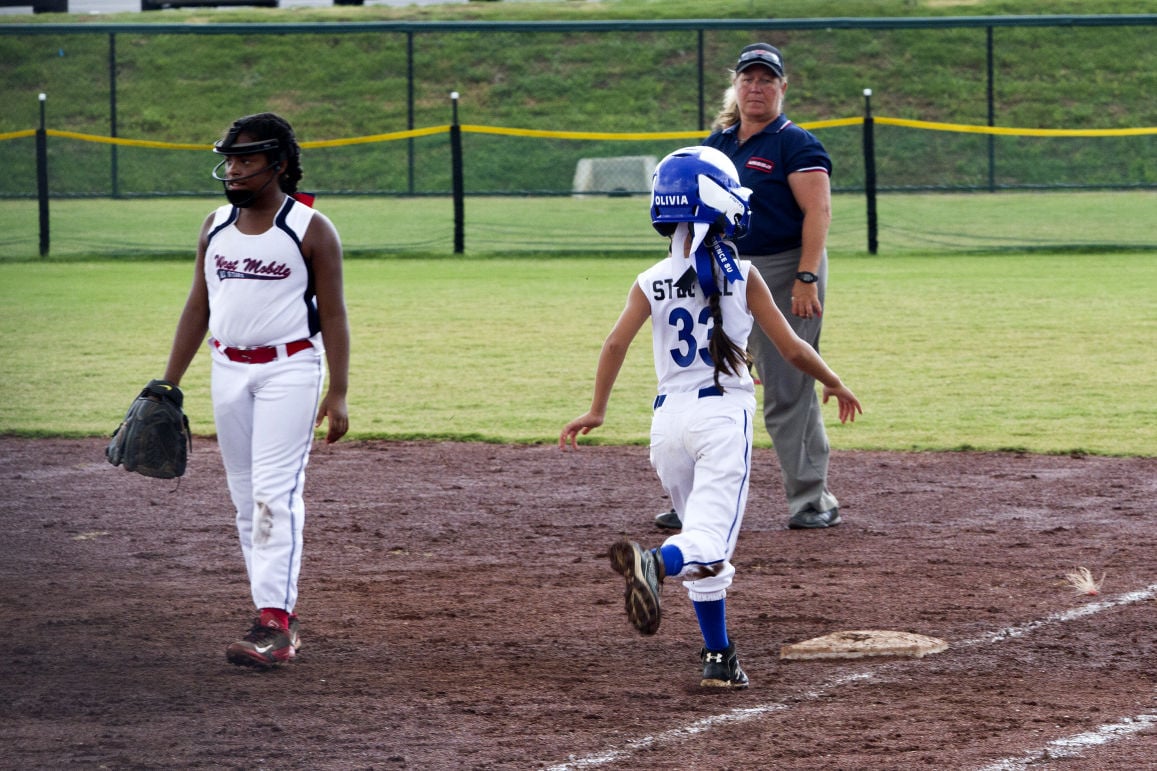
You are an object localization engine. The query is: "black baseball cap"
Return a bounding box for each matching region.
[734,43,785,78]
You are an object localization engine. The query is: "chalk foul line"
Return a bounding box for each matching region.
[546,582,1157,770]
[976,713,1157,771]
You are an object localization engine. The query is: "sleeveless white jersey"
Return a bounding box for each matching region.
[637,253,756,396]
[203,196,320,348]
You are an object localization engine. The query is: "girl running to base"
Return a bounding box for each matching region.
[560,146,861,688]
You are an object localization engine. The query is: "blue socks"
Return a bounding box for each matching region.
[658,545,731,650]
[658,544,683,576]
[693,599,730,651]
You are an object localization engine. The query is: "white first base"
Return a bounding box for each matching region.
[780,630,949,660]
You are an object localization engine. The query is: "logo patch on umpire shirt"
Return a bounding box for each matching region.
[746,157,775,173]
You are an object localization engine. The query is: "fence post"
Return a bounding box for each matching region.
[36,93,50,258]
[407,31,415,196]
[862,88,878,255]
[986,25,996,192]
[450,91,464,254]
[697,30,705,132]
[109,32,119,198]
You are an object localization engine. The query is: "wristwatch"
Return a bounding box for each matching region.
[795,271,818,284]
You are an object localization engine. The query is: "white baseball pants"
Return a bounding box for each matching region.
[211,346,324,613]
[649,388,756,602]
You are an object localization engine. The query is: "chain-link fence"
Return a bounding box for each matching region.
[1,16,1155,255]
[3,17,1156,195]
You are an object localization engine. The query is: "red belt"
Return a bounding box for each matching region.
[213,338,313,364]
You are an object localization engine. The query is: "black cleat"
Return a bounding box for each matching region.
[608,540,664,635]
[700,640,749,689]
[226,618,295,669]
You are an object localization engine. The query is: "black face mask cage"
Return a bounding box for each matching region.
[211,132,282,208]
[213,137,281,156]
[213,119,282,157]
[211,131,284,181]
[210,119,292,206]
[211,156,282,184]
[208,115,282,177]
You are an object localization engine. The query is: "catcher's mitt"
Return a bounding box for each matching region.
[106,379,191,479]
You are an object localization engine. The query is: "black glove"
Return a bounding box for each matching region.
[106,379,192,479]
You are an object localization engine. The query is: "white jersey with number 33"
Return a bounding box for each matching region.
[637,254,756,396]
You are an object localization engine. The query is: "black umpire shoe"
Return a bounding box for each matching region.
[788,506,842,530]
[700,640,749,689]
[654,508,683,530]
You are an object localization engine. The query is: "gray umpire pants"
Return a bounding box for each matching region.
[745,247,840,517]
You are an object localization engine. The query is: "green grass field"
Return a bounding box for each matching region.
[2,0,1154,203]
[2,236,1154,456]
[3,0,1153,456]
[2,189,1154,259]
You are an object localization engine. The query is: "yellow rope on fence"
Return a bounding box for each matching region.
[45,130,209,150]
[799,117,865,130]
[459,118,859,138]
[874,117,1157,137]
[303,125,451,148]
[1,118,1153,148]
[458,125,709,141]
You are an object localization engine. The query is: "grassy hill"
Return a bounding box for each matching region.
[3,0,1154,134]
[0,0,1153,196]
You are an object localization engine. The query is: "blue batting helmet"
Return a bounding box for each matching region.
[650,146,751,239]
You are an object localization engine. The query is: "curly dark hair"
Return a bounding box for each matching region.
[219,112,303,194]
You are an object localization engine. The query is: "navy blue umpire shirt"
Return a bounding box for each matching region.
[702,114,832,256]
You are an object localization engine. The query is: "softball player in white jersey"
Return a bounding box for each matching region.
[163,113,350,669]
[561,146,860,688]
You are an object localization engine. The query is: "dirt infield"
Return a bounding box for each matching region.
[2,437,1155,769]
